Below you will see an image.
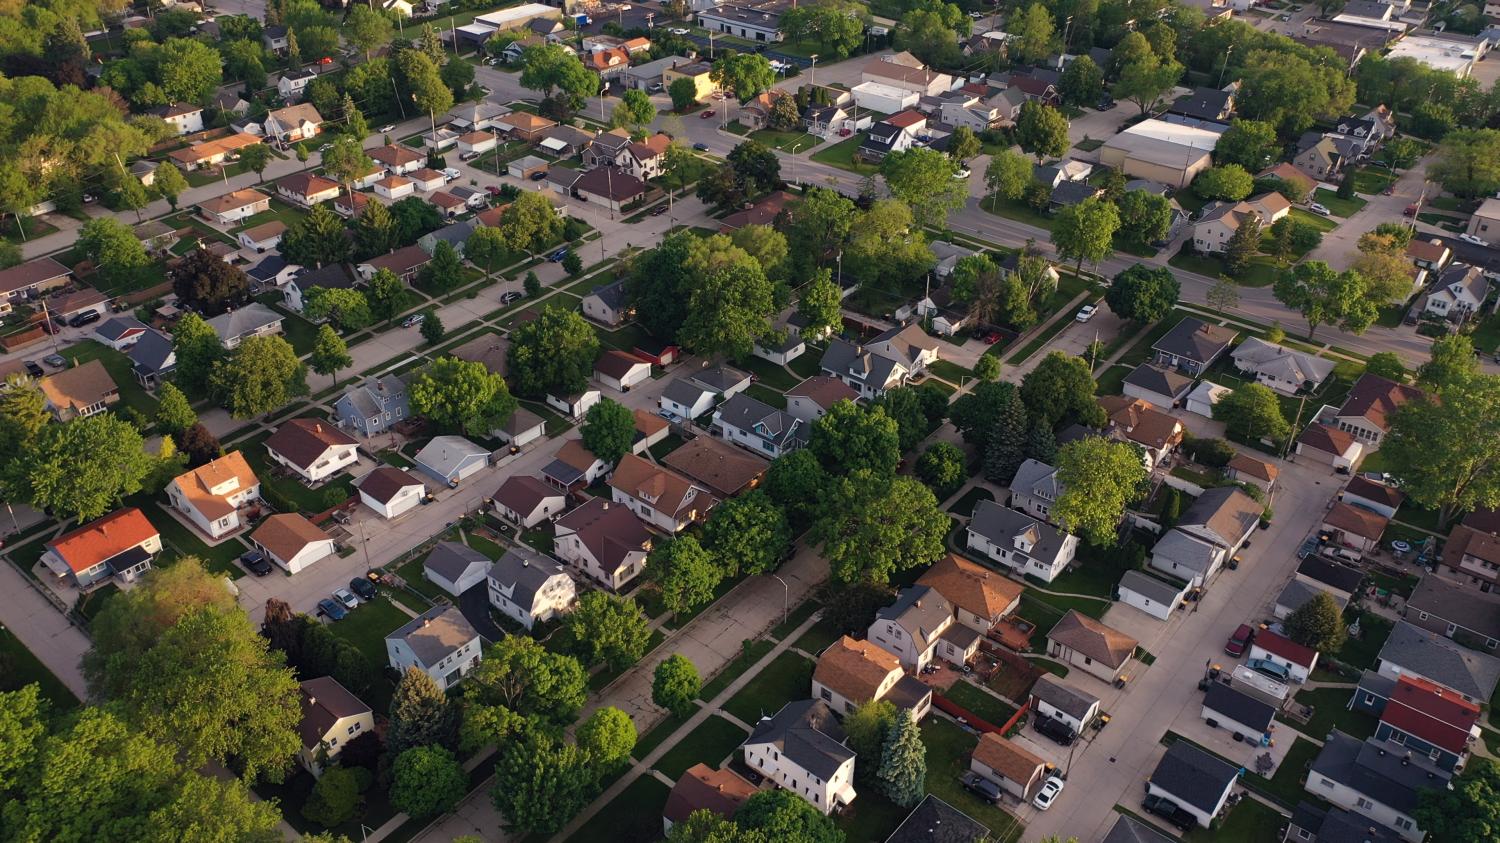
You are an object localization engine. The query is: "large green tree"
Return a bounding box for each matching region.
[1105,265,1179,323]
[712,51,776,102]
[1414,757,1500,840]
[22,413,153,522]
[1052,196,1120,276]
[1113,54,1184,115]
[1114,189,1174,247]
[566,592,651,672]
[652,654,702,718]
[1272,261,1380,339]
[391,745,467,820]
[282,204,351,268]
[1381,373,1500,527]
[507,305,602,397]
[702,490,792,577]
[389,666,459,755]
[490,729,599,835]
[1015,101,1070,163]
[1019,352,1107,429]
[985,148,1033,202]
[581,398,635,464]
[877,710,925,808]
[519,44,598,115]
[1283,591,1347,653]
[465,632,588,726]
[1214,119,1280,170]
[815,471,948,584]
[649,534,723,620]
[1054,436,1148,546]
[212,335,308,418]
[410,357,518,436]
[77,217,150,290]
[880,147,964,228]
[308,324,353,386]
[809,400,901,479]
[1214,383,1292,442]
[577,706,636,771]
[1431,128,1500,198]
[679,235,778,359]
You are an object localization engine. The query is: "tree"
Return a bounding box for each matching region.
[1414,757,1500,840]
[1215,383,1292,442]
[1382,374,1500,527]
[1207,277,1240,320]
[650,535,723,620]
[1353,232,1418,302]
[440,55,476,99]
[1052,196,1120,276]
[21,413,154,522]
[702,490,791,577]
[677,236,778,359]
[669,76,699,112]
[420,311,445,345]
[1271,216,1321,266]
[491,731,599,835]
[845,698,899,765]
[524,271,543,298]
[797,270,842,338]
[1114,55,1183,115]
[1430,128,1500,198]
[519,44,597,116]
[155,382,197,435]
[180,424,223,467]
[873,386,942,453]
[391,745,466,820]
[212,335,307,418]
[466,635,588,726]
[322,135,374,199]
[712,52,776,102]
[418,239,464,293]
[388,667,460,757]
[915,442,966,500]
[652,654,701,718]
[353,200,398,260]
[1418,334,1479,391]
[578,706,637,771]
[309,324,353,386]
[1193,164,1254,201]
[843,200,935,293]
[169,314,223,401]
[568,592,651,672]
[1221,211,1262,277]
[815,471,948,584]
[948,125,982,164]
[780,0,868,58]
[1009,2,1056,64]
[497,190,564,258]
[562,251,582,276]
[1366,352,1408,383]
[305,287,373,332]
[1054,437,1148,546]
[783,188,857,278]
[768,93,801,132]
[170,250,251,317]
[1061,55,1105,106]
[736,789,844,843]
[668,811,767,843]
[1115,189,1173,246]
[1021,351,1108,430]
[241,143,272,181]
[1213,119,1279,170]
[1015,101,1070,163]
[303,765,362,827]
[728,140,782,194]
[580,399,634,464]
[400,48,455,125]
[809,400,901,478]
[967,351,999,382]
[77,218,150,291]
[0,685,45,791]
[507,305,601,398]
[283,204,351,268]
[765,450,828,530]
[880,147,965,228]
[1235,49,1355,137]
[985,149,1033,202]
[1106,265,1179,323]
[613,88,658,132]
[877,710,925,808]
[895,0,969,66]
[409,357,517,436]
[1283,591,1347,653]
[347,5,393,59]
[366,268,407,324]
[982,386,1029,483]
[153,163,188,210]
[1272,261,1380,339]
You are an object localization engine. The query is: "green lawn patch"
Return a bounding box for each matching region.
[1095,363,1130,396]
[564,774,671,843]
[946,486,995,518]
[943,680,1018,726]
[982,195,1055,233]
[810,134,876,174]
[741,355,802,391]
[76,582,121,624]
[1119,312,1180,367]
[651,715,749,779]
[1352,167,1396,195]
[723,650,814,723]
[928,358,972,384]
[1290,207,1339,232]
[770,599,822,641]
[1049,541,1136,598]
[748,129,819,152]
[1184,795,1282,843]
[1075,138,1104,152]
[835,790,910,843]
[239,432,356,514]
[633,711,693,759]
[145,502,246,578]
[1312,189,1366,218]
[788,350,823,379]
[395,552,448,601]
[58,341,160,418]
[921,718,1026,842]
[793,617,843,658]
[0,627,79,710]
[1278,687,1377,741]
[326,597,411,665]
[744,383,786,409]
[1333,610,1392,670]
[1253,737,1319,807]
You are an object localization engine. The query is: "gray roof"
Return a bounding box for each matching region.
[337,375,409,422]
[425,220,477,249]
[1148,741,1239,813]
[1123,363,1193,400]
[414,435,489,481]
[625,55,692,79]
[1101,814,1177,843]
[206,303,282,343]
[1168,87,1234,122]
[1231,337,1336,388]
[1296,557,1365,595]
[715,393,806,450]
[488,546,569,610]
[876,586,954,653]
[128,329,175,375]
[1406,576,1500,641]
[1290,802,1403,843]
[938,623,981,649]
[1009,458,1058,500]
[1203,682,1275,732]
[1355,669,1397,704]
[1178,486,1262,548]
[1030,674,1098,721]
[96,316,148,343]
[586,278,628,311]
[884,795,988,843]
[1151,529,1220,574]
[1120,569,1185,605]
[1435,262,1489,303]
[295,262,358,290]
[424,541,491,585]
[386,605,481,667]
[1152,317,1236,365]
[1309,731,1451,815]
[821,339,902,389]
[745,700,853,780]
[500,407,544,437]
[969,500,1071,567]
[1050,180,1101,207]
[662,377,716,410]
[688,364,751,394]
[247,254,291,282]
[1377,620,1500,700]
[1276,579,1347,616]
[1124,179,1172,196]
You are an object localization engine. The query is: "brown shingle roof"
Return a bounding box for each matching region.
[1323,500,1389,541]
[1297,422,1357,457]
[814,635,901,703]
[1097,396,1183,450]
[971,733,1044,784]
[596,349,650,379]
[0,257,70,296]
[369,144,426,167]
[496,111,557,132]
[1338,374,1424,433]
[199,188,270,216]
[1446,523,1500,566]
[1047,610,1136,669]
[554,497,653,573]
[39,359,117,414]
[1343,476,1404,509]
[493,474,562,516]
[252,513,331,561]
[556,439,602,473]
[662,435,768,498]
[1228,453,1278,483]
[610,453,712,520]
[297,676,370,751]
[277,172,339,198]
[787,375,859,410]
[633,407,669,439]
[265,417,358,470]
[1407,238,1450,263]
[662,764,757,826]
[917,554,1023,621]
[356,466,423,504]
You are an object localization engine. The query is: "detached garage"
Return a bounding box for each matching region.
[251,514,335,575]
[424,541,492,596]
[595,350,652,392]
[1117,569,1189,621]
[1201,682,1276,745]
[1122,363,1193,410]
[415,436,491,486]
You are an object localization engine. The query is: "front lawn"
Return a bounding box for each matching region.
[0,627,78,709]
[1312,189,1366,218]
[1184,797,1283,843]
[1278,687,1377,741]
[792,617,843,657]
[1290,207,1339,232]
[651,714,749,779]
[982,195,1055,233]
[723,650,814,723]
[741,355,802,391]
[946,487,995,518]
[238,432,356,514]
[922,719,1026,842]
[748,128,819,152]
[59,341,160,418]
[1352,167,1396,195]
[564,774,670,843]
[145,501,246,578]
[1333,610,1392,670]
[928,359,972,384]
[809,134,876,174]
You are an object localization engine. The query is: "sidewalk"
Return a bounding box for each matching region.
[0,556,90,699]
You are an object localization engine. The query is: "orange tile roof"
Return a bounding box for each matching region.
[917,554,1023,620]
[813,636,901,703]
[47,507,158,573]
[171,451,259,520]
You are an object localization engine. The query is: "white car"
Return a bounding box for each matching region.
[1308,202,1332,216]
[333,588,359,610]
[442,167,461,180]
[670,27,689,34]
[953,167,972,179]
[1460,233,1490,247]
[1075,304,1098,322]
[1033,776,1064,811]
[378,124,395,133]
[402,313,426,328]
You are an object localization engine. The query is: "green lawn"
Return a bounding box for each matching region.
[59,340,160,418]
[564,773,670,843]
[633,711,694,759]
[836,790,910,843]
[744,383,787,409]
[1352,167,1396,195]
[788,350,823,379]
[326,597,411,664]
[921,719,1026,842]
[239,432,355,514]
[982,195,1055,233]
[144,502,246,579]
[928,359,972,384]
[650,715,749,779]
[396,549,451,602]
[1290,207,1339,232]
[741,356,802,391]
[723,650,814,723]
[1278,687,1377,741]
[1049,541,1138,598]
[793,617,843,657]
[462,531,505,559]
[748,128,819,152]
[810,134,876,174]
[1333,610,1392,671]
[1095,363,1130,396]
[1251,737,1319,807]
[0,627,79,710]
[769,599,822,641]
[1312,189,1366,218]
[943,680,1018,726]
[946,486,995,518]
[1119,312,1181,367]
[229,201,309,233]
[1184,796,1283,842]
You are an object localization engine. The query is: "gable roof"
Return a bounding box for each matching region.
[494,474,563,516]
[746,700,853,779]
[715,393,805,450]
[917,553,1023,620]
[815,635,901,702]
[1406,576,1500,640]
[47,508,158,573]
[199,188,271,217]
[1296,557,1365,595]
[1204,681,1275,732]
[96,316,149,343]
[662,435,768,499]
[875,585,953,653]
[1337,374,1424,432]
[1123,363,1192,400]
[1382,674,1480,755]
[1178,486,1262,547]
[1310,731,1450,815]
[1097,396,1183,450]
[1152,317,1236,364]
[1048,610,1136,669]
[1228,453,1278,483]
[206,303,283,342]
[1255,628,1318,667]
[39,359,117,413]
[171,451,258,519]
[387,605,481,666]
[821,339,905,389]
[487,545,569,610]
[1030,674,1098,721]
[595,349,650,380]
[1010,458,1059,503]
[1231,337,1336,387]
[277,172,339,198]
[663,764,757,826]
[1257,162,1318,194]
[1101,815,1177,843]
[971,732,1044,783]
[413,435,489,479]
[252,513,331,561]
[554,497,652,573]
[1120,569,1186,605]
[609,453,709,519]
[1149,741,1238,813]
[885,795,989,843]
[1379,620,1500,700]
[356,466,423,504]
[265,418,358,470]
[785,377,859,412]
[425,541,492,585]
[298,676,370,750]
[1298,422,1359,457]
[1323,500,1389,541]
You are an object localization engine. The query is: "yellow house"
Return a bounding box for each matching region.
[662,60,718,102]
[297,677,374,776]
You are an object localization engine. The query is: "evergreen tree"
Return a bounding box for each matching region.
[982,389,1028,483]
[388,666,459,754]
[154,382,197,435]
[1221,212,1262,277]
[1024,420,1057,465]
[524,270,542,298]
[420,311,445,345]
[877,710,926,808]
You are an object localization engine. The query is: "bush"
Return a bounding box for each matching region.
[1182,436,1235,468]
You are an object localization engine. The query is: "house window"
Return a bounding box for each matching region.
[1319,778,1334,790]
[1356,797,1374,810]
[1395,818,1414,830]
[820,688,832,702]
[1363,693,1375,705]
[1419,612,1430,620]
[1296,830,1312,840]
[1391,732,1406,745]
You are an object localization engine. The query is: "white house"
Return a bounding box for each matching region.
[753,332,806,365]
[812,635,933,720]
[1424,264,1489,322]
[166,452,260,540]
[496,407,546,449]
[355,466,425,519]
[493,474,566,528]
[264,418,360,484]
[581,279,632,327]
[867,323,939,378]
[867,585,970,671]
[251,513,335,575]
[660,378,718,421]
[741,700,857,815]
[385,606,483,690]
[94,317,150,351]
[966,500,1079,583]
[1045,610,1137,684]
[237,220,286,253]
[546,388,602,421]
[277,69,318,102]
[413,436,490,486]
[970,733,1046,801]
[153,103,205,135]
[263,103,324,144]
[1149,487,1262,588]
[712,393,807,459]
[423,541,492,596]
[1201,682,1276,745]
[594,350,652,392]
[487,547,577,630]
[1249,629,1319,683]
[554,497,653,590]
[1231,337,1336,395]
[820,339,909,399]
[40,507,160,589]
[1029,675,1100,734]
[609,454,714,534]
[1116,569,1189,620]
[296,677,374,777]
[1007,459,1060,524]
[1146,742,1239,829]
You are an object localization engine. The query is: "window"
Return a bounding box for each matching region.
[1396,818,1413,830]
[1318,778,1334,790]
[1356,797,1373,810]
[1363,693,1375,705]
[819,688,832,702]
[1419,611,1429,620]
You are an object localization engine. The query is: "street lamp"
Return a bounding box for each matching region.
[809,54,819,89]
[771,575,789,628]
[1217,44,1235,89]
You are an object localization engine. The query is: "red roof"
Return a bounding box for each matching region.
[1381,675,1479,755]
[886,110,926,128]
[1254,629,1317,667]
[47,507,158,573]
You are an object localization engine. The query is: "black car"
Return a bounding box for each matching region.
[1096,95,1115,111]
[349,577,379,600]
[961,772,1002,805]
[693,142,709,151]
[239,550,272,576]
[68,310,102,328]
[22,361,43,378]
[1033,713,1078,746]
[1142,795,1196,831]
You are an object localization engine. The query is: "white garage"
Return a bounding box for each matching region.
[414,436,491,486]
[1201,682,1276,745]
[251,514,336,575]
[423,541,492,596]
[1184,381,1231,418]
[1117,569,1189,620]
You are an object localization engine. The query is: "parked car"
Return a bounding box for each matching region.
[333,587,359,610]
[350,578,378,600]
[22,361,42,378]
[485,185,504,197]
[1460,233,1490,246]
[318,56,334,64]
[1247,657,1291,682]
[1404,204,1419,217]
[548,248,569,262]
[460,151,480,161]
[953,167,972,179]
[240,550,272,576]
[1033,713,1077,746]
[669,26,689,34]
[402,313,426,328]
[530,170,548,181]
[693,142,710,151]
[700,109,716,119]
[42,354,65,368]
[68,310,102,328]
[1075,304,1097,322]
[499,291,523,304]
[961,772,1003,804]
[441,167,462,181]
[1308,202,1332,216]
[651,204,669,215]
[1296,536,1320,559]
[1143,795,1196,830]
[1032,776,1064,810]
[1096,95,1115,110]
[378,124,395,133]
[1225,623,1255,657]
[317,598,347,621]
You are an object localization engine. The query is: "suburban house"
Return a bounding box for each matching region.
[1104,816,1178,843]
[169,133,261,171]
[1423,263,1489,322]
[594,350,652,392]
[1469,196,1500,240]
[820,339,909,399]
[237,220,286,253]
[1045,610,1137,683]
[251,513,335,575]
[1407,238,1452,271]
[661,764,757,834]
[554,497,653,590]
[265,418,360,485]
[1376,621,1500,705]
[127,329,176,387]
[296,677,373,777]
[1147,741,1239,828]
[1008,459,1061,523]
[1283,804,1404,843]
[687,365,752,399]
[969,733,1046,800]
[1307,731,1444,842]
[421,541,492,598]
[1295,422,1365,470]
[198,188,272,225]
[1227,453,1278,495]
[1231,337,1336,395]
[812,635,933,719]
[206,303,284,349]
[916,553,1023,634]
[1293,135,1344,181]
[1191,193,1291,253]
[609,454,715,534]
[333,375,410,436]
[358,244,431,283]
[276,172,341,207]
[1152,317,1236,376]
[1330,374,1424,446]
[570,166,646,212]
[741,700,857,815]
[1201,682,1276,745]
[355,466,425,520]
[868,585,971,671]
[369,144,427,174]
[0,257,71,302]
[1321,501,1389,553]
[887,796,988,843]
[487,546,577,631]
[1098,396,1185,470]
[38,359,119,421]
[786,376,859,426]
[151,102,205,134]
[867,324,939,378]
[1122,363,1193,409]
[712,393,807,459]
[1439,519,1500,592]
[414,436,490,487]
[659,378,718,421]
[540,439,610,492]
[581,279,632,327]
[94,316,150,351]
[40,507,159,589]
[385,605,483,691]
[1250,629,1319,683]
[166,452,261,539]
[1149,487,1262,587]
[966,499,1079,583]
[619,134,671,180]
[493,475,567,529]
[1404,575,1500,649]
[1276,578,1346,621]
[276,68,318,102]
[1373,674,1479,771]
[1117,569,1191,620]
[856,119,915,163]
[1030,675,1101,733]
[1296,557,1365,602]
[264,103,324,144]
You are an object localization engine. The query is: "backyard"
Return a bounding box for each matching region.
[1278,687,1377,741]
[723,650,814,723]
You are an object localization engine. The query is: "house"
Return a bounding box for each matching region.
[786,376,858,426]
[1122,363,1193,409]
[94,316,150,351]
[251,513,334,575]
[537,124,594,158]
[237,220,286,254]
[1294,135,1344,181]
[1103,815,1177,843]
[969,733,1046,800]
[630,409,670,456]
[418,220,477,257]
[583,128,633,169]
[286,264,358,314]
[406,168,446,192]
[803,103,852,138]
[554,497,652,590]
[1192,193,1292,253]
[334,375,410,436]
[493,111,558,143]
[166,452,261,540]
[1295,556,1364,602]
[1230,337,1335,396]
[1376,620,1500,704]
[263,103,324,143]
[1276,578,1346,621]
[373,175,416,201]
[1008,458,1060,523]
[168,133,262,171]
[571,166,646,212]
[662,764,757,834]
[40,507,159,588]
[754,330,806,365]
[1257,162,1318,198]
[820,339,908,399]
[856,120,914,163]
[198,188,272,225]
[38,359,119,421]
[358,244,430,284]
[423,541,492,597]
[1249,629,1318,683]
[1117,569,1190,620]
[619,133,671,181]
[248,255,300,289]
[414,436,490,487]
[1443,515,1500,591]
[540,440,610,493]
[265,418,359,485]
[609,453,714,533]
[865,324,939,377]
[1423,263,1489,322]
[1407,238,1452,272]
[1098,396,1185,470]
[385,605,483,691]
[1226,453,1278,495]
[966,500,1079,583]
[1405,575,1500,650]
[1149,487,1262,587]
[489,475,565,529]
[742,90,791,131]
[151,102,205,135]
[662,60,718,102]
[1374,674,1479,771]
[860,53,955,97]
[296,677,373,777]
[868,585,960,671]
[355,466,425,520]
[1152,317,1236,376]
[369,144,427,174]
[1307,731,1445,842]
[686,365,752,399]
[579,278,632,327]
[1167,86,1235,125]
[1296,422,1365,470]
[47,289,109,325]
[1046,610,1137,683]
[1322,501,1389,553]
[1146,741,1239,828]
[1469,196,1500,240]
[487,546,576,631]
[546,388,602,421]
[276,172,340,207]
[1202,681,1276,744]
[713,393,807,459]
[662,436,768,499]
[206,303,283,349]
[741,700,856,815]
[1030,675,1101,733]
[0,257,70,302]
[812,635,932,719]
[426,190,466,219]
[886,796,988,843]
[659,378,718,421]
[918,554,1022,637]
[594,350,651,393]
[277,68,318,102]
[128,329,176,387]
[1048,179,1103,211]
[1033,159,1094,189]
[493,406,545,450]
[1333,374,1424,446]
[1099,118,1224,188]
[1283,803,1403,843]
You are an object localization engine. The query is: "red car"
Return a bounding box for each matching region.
[318,56,334,64]
[700,109,716,119]
[485,185,503,197]
[982,332,1002,345]
[1225,624,1255,658]
[1404,204,1418,217]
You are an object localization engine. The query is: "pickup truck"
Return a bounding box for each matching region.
[1143,794,1197,830]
